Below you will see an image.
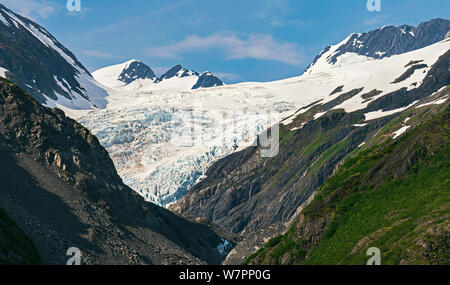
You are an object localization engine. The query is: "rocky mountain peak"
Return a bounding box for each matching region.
[192,71,224,89]
[158,64,199,81]
[305,18,450,74]
[118,60,156,84]
[335,18,449,61]
[93,61,225,90]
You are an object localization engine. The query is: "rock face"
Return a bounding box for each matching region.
[305,18,450,74]
[171,50,450,264]
[0,78,233,265]
[118,61,156,84]
[158,65,224,89]
[94,62,224,90]
[328,18,450,63]
[192,72,224,89]
[158,65,199,81]
[0,3,107,109]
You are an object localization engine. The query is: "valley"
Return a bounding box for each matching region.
[0,1,449,265]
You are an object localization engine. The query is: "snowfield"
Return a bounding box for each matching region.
[60,39,450,207]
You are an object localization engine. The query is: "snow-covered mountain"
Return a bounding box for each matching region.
[92,60,157,90]
[153,64,201,91]
[192,72,224,90]
[66,26,450,207]
[0,3,108,110]
[305,18,450,74]
[155,64,224,89]
[117,60,157,84]
[93,61,223,91]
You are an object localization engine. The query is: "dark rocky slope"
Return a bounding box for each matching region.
[118,61,156,84]
[330,18,449,63]
[305,18,449,73]
[158,64,199,81]
[192,72,224,89]
[0,78,232,265]
[158,64,224,89]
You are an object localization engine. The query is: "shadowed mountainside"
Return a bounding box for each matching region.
[0,77,233,265]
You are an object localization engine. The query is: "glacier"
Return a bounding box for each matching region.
[74,86,293,207]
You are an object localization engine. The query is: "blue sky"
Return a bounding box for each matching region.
[2,0,449,83]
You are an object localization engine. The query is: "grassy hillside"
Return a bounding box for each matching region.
[171,52,449,264]
[246,104,450,265]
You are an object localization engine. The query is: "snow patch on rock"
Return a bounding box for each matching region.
[0,67,8,77]
[392,125,411,139]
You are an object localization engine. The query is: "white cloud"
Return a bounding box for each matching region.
[212,72,240,81]
[80,50,116,59]
[147,32,303,66]
[363,14,390,26]
[0,0,60,20]
[147,0,190,17]
[257,0,291,20]
[364,18,381,26]
[271,19,312,29]
[256,0,311,30]
[151,66,170,76]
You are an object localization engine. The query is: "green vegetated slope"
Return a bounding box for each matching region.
[172,51,450,264]
[0,207,42,264]
[246,103,450,265]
